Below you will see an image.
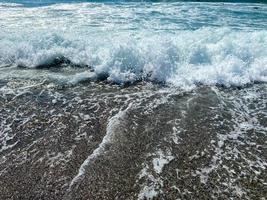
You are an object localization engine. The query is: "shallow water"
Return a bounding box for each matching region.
[0,1,266,199]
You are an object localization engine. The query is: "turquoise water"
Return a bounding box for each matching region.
[1,0,266,7]
[0,0,266,87]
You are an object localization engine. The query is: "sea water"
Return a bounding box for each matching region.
[0,1,266,87]
[0,1,266,199]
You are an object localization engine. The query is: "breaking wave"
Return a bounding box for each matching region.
[1,27,266,88]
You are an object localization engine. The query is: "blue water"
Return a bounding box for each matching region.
[1,0,266,7]
[0,0,266,87]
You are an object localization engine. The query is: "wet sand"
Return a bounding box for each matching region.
[0,80,266,199]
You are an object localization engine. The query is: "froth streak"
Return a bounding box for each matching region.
[67,103,132,192]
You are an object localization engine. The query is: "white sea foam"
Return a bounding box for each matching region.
[0,28,266,88]
[0,2,267,88]
[194,86,267,197]
[152,149,174,174]
[137,148,174,199]
[68,103,132,190]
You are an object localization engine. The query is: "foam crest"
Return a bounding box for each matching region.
[1,27,266,88]
[1,1,266,89]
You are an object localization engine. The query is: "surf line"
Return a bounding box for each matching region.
[68,103,133,191]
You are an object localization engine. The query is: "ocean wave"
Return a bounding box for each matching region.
[0,28,266,88]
